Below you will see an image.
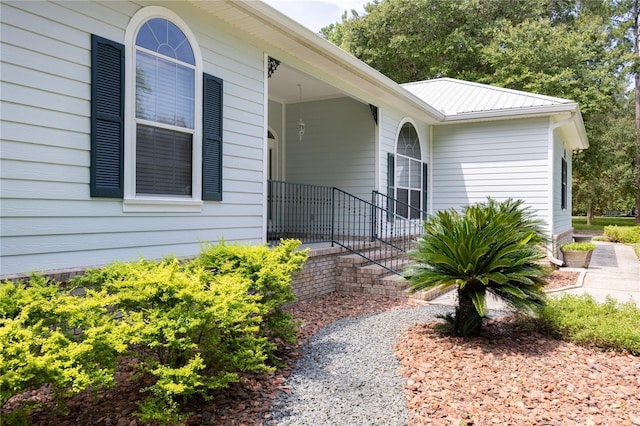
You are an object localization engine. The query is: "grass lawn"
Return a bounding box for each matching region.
[572,216,637,233]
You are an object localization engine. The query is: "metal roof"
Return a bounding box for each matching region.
[402,78,579,120]
[403,78,588,149]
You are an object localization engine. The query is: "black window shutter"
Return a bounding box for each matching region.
[422,162,428,220]
[387,153,395,194]
[561,157,567,210]
[90,34,124,198]
[387,153,395,221]
[202,73,223,201]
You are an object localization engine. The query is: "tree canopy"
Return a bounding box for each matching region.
[321,0,638,220]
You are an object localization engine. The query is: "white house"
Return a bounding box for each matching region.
[0,0,587,282]
[403,78,587,259]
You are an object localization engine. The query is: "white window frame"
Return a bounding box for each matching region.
[395,120,423,219]
[123,6,203,212]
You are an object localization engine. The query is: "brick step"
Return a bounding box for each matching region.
[338,248,410,267]
[358,258,412,274]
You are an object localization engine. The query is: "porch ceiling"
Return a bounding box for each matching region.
[268,62,345,104]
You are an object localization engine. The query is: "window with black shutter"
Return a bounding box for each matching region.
[90,9,223,206]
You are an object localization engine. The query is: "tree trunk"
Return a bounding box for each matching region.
[586,198,594,226]
[634,1,640,224]
[455,286,483,337]
[635,148,640,224]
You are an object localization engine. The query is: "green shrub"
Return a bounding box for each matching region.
[0,275,124,410]
[194,239,308,346]
[71,259,261,423]
[68,240,307,423]
[560,242,596,251]
[536,294,640,355]
[603,225,640,244]
[405,198,548,337]
[2,240,307,425]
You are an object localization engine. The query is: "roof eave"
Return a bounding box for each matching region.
[441,103,579,123]
[187,0,445,123]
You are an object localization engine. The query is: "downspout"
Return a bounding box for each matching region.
[546,112,577,266]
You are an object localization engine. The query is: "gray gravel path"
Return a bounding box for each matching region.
[265,305,455,425]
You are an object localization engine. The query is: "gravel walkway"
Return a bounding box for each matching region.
[266,305,505,425]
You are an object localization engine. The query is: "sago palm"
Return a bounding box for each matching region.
[404,198,549,336]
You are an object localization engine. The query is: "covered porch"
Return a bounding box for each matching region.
[266,61,427,274]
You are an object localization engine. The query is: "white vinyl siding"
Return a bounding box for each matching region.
[552,135,572,234]
[431,117,550,223]
[0,1,265,276]
[285,97,375,200]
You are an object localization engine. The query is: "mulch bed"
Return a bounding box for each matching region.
[398,317,640,425]
[7,270,638,426]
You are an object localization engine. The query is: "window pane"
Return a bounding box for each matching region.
[136,18,195,65]
[147,18,168,46]
[136,23,160,52]
[136,52,194,128]
[397,156,409,187]
[410,190,421,219]
[136,125,192,196]
[410,159,421,189]
[397,123,421,159]
[175,64,194,128]
[397,188,408,218]
[156,59,178,125]
[136,51,157,121]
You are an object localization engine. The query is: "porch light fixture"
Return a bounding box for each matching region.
[297,84,305,141]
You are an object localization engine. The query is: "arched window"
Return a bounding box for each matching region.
[395,122,423,219]
[134,17,196,197]
[91,6,223,210]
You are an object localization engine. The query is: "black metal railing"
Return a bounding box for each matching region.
[267,180,428,274]
[372,190,429,221]
[268,180,333,243]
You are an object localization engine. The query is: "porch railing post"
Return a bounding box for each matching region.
[330,187,335,247]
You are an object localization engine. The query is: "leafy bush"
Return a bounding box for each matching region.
[72,258,272,423]
[535,294,640,355]
[194,239,308,347]
[560,242,596,251]
[404,198,549,337]
[603,225,640,244]
[0,275,124,410]
[2,240,307,424]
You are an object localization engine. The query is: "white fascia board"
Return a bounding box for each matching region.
[440,103,579,123]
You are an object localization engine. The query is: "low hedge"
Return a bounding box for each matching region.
[1,240,307,424]
[603,225,640,244]
[535,294,640,355]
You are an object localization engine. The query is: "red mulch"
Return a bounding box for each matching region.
[398,317,640,425]
[6,270,638,426]
[544,270,580,291]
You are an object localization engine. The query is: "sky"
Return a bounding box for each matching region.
[262,0,367,33]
